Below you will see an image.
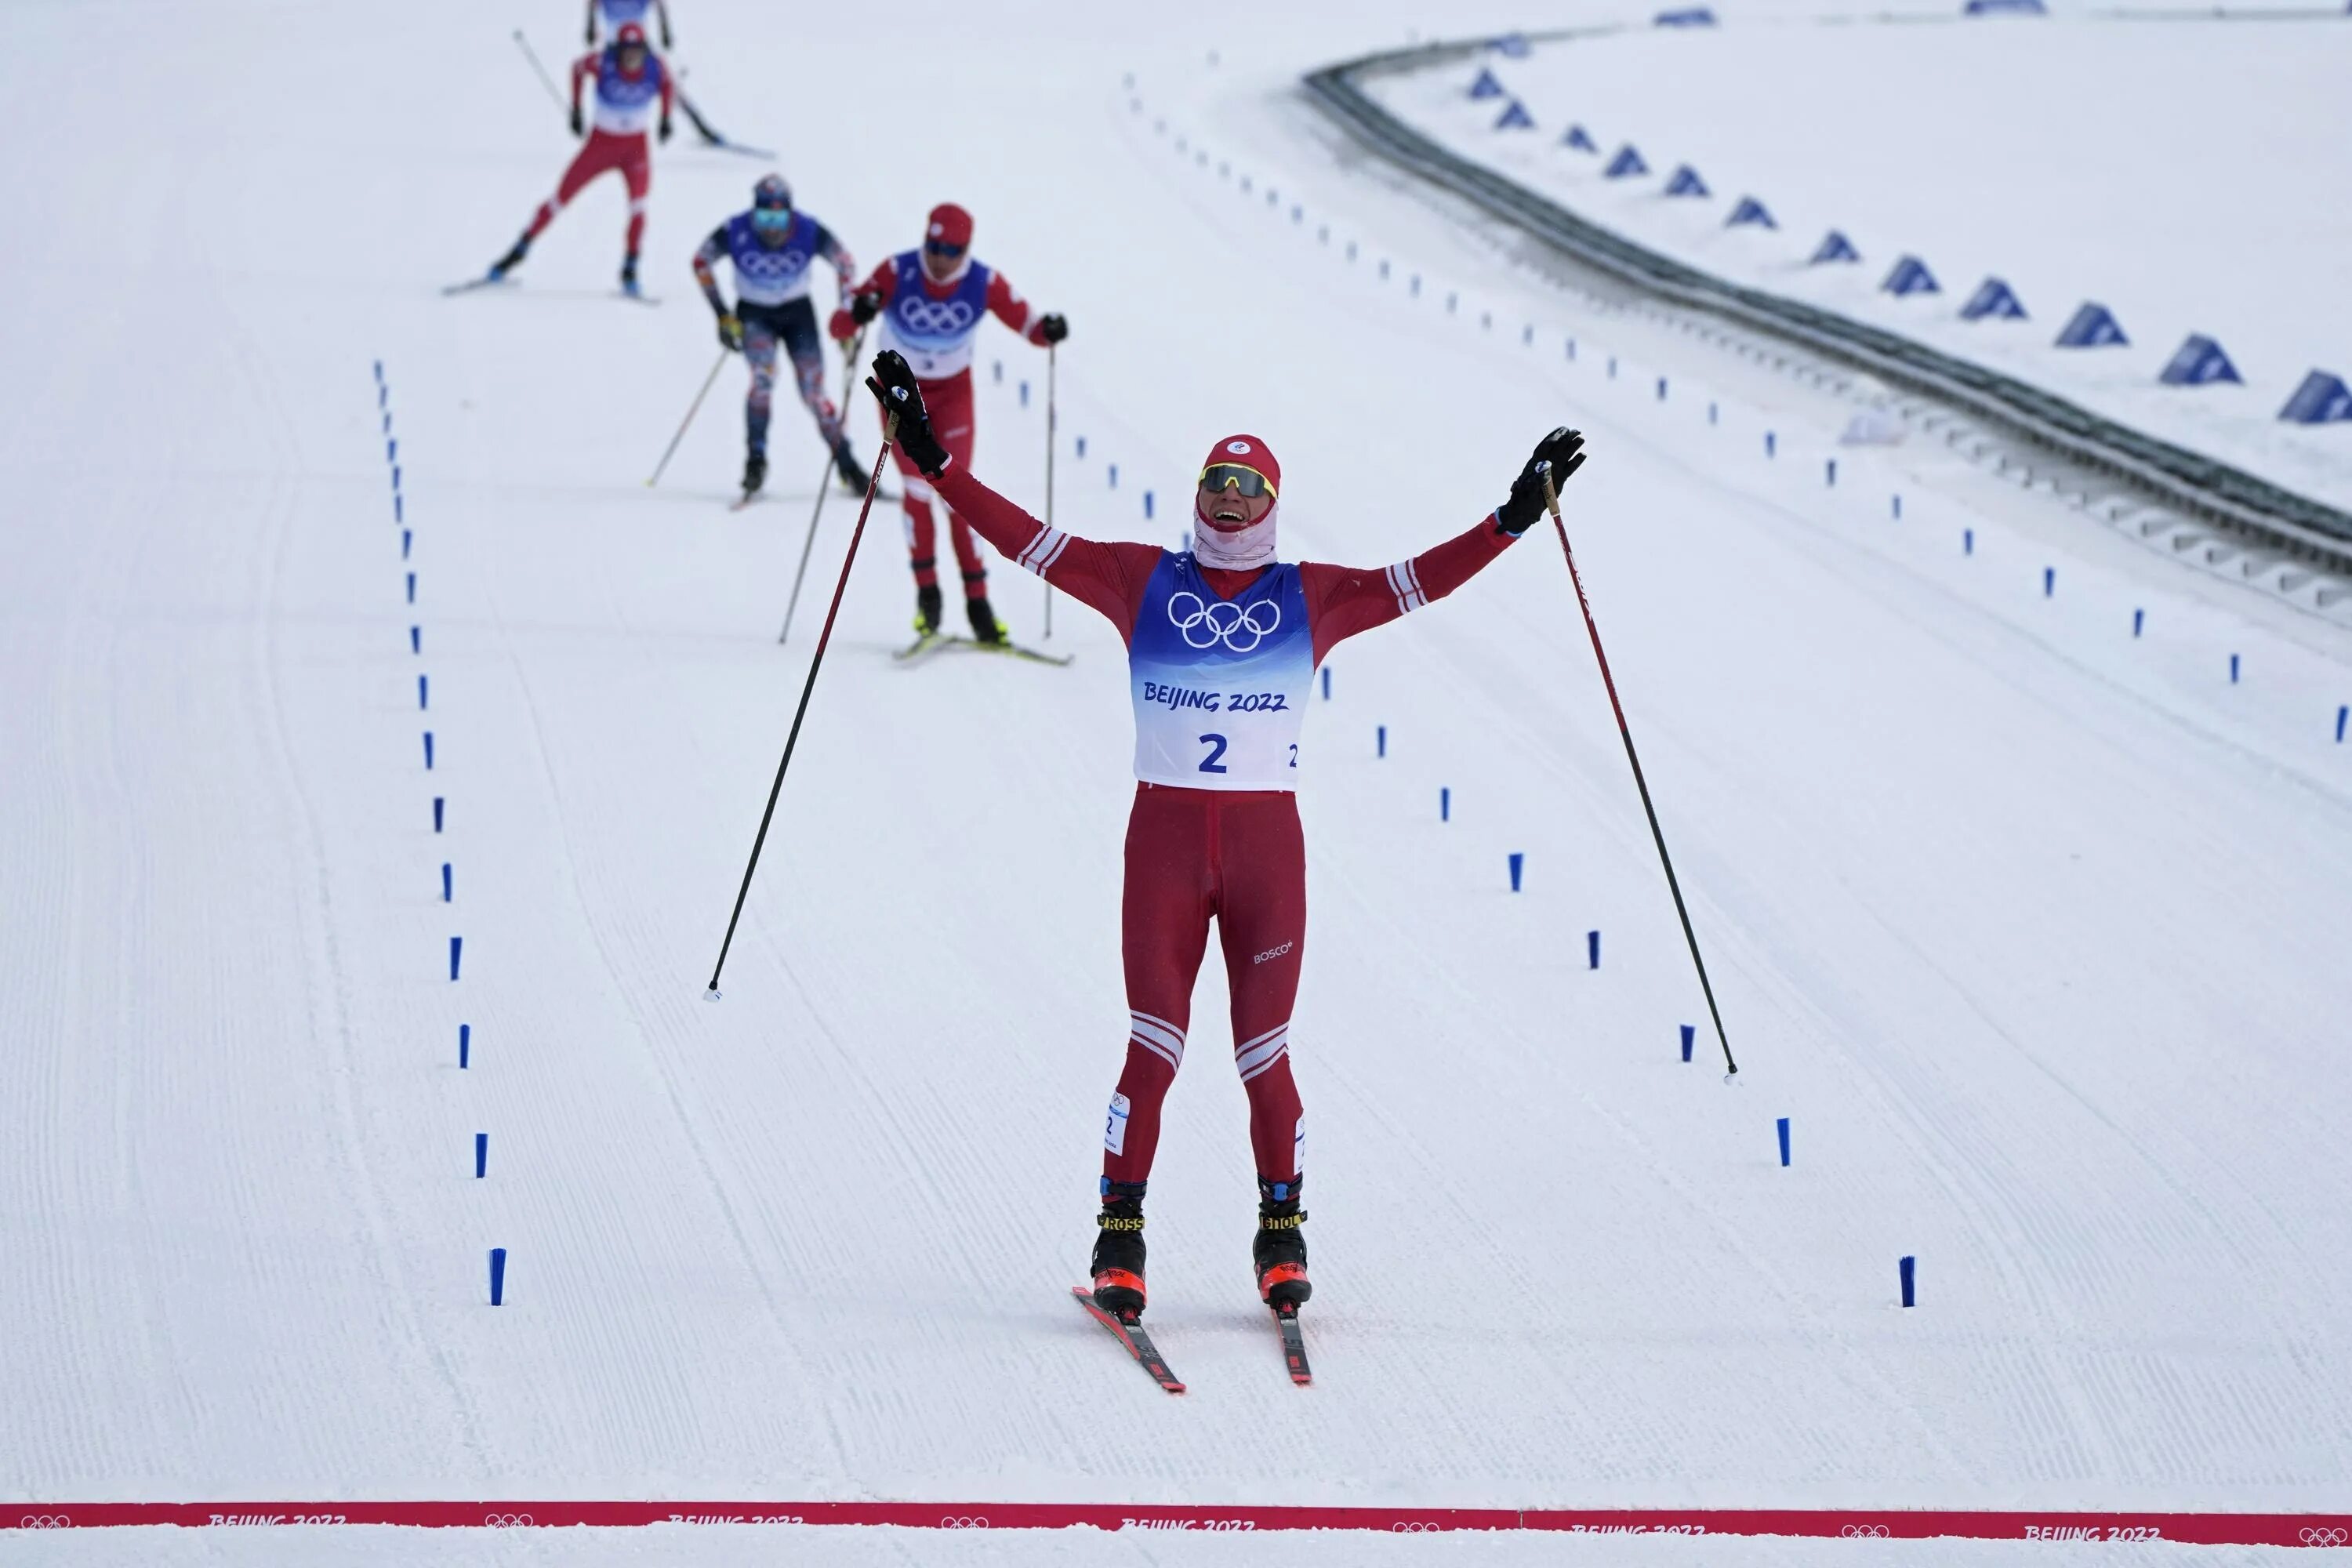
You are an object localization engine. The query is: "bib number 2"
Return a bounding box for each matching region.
[1197,734,1229,775]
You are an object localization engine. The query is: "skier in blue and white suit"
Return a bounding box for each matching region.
[692,174,863,499]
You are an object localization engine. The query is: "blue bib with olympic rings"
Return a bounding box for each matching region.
[1128,551,1312,790]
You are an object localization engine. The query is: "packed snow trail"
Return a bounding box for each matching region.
[2,0,2349,1558]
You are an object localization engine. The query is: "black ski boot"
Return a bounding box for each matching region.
[966,593,1007,646]
[488,236,529,281]
[832,439,865,491]
[913,582,944,637]
[619,252,642,297]
[1253,1176,1310,1309]
[1091,1180,1149,1318]
[740,448,768,499]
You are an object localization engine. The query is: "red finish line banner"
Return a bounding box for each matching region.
[8,1504,2350,1546]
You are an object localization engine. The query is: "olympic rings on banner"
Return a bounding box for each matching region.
[2303,1526,2350,1546]
[940,1515,992,1528]
[483,1513,536,1528]
[1841,1523,1892,1538]
[1167,590,1281,652]
[17,1515,71,1529]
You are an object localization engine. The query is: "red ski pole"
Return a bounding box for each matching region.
[1544,472,1738,1076]
[706,412,897,998]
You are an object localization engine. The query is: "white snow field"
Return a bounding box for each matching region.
[5,0,2352,1564]
[1375,5,2352,512]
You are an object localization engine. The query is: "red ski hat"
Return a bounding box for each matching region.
[925,203,975,251]
[615,20,648,46]
[1199,434,1279,496]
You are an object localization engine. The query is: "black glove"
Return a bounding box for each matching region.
[568,103,584,138]
[866,350,950,477]
[584,24,597,45]
[1037,313,1069,345]
[658,117,673,143]
[1495,427,1588,535]
[848,290,880,327]
[716,310,742,352]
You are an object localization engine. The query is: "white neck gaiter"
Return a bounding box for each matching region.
[1192,502,1279,571]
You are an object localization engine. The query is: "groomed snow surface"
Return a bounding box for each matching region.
[5,0,2350,1564]
[1376,4,2352,514]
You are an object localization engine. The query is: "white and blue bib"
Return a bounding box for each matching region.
[590,51,665,135]
[1130,553,1312,791]
[597,0,655,27]
[721,212,821,306]
[878,253,993,379]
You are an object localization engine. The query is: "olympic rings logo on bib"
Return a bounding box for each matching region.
[1167,590,1281,652]
[897,298,978,335]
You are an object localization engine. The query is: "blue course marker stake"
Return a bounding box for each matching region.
[1964,528,1975,555]
[1606,357,1617,379]
[1681,1024,1695,1063]
[993,361,1003,384]
[448,935,463,982]
[1777,1116,1791,1167]
[2043,567,2056,597]
[1144,490,1154,520]
[1891,495,1902,520]
[382,411,390,435]
[433,797,445,833]
[1900,1255,1917,1308]
[1440,787,1450,822]
[401,529,412,560]
[391,465,401,492]
[1709,402,1719,426]
[2338,704,2348,742]
[2133,608,2145,637]
[1076,436,1087,459]
[1826,458,1838,487]
[418,674,429,711]
[373,359,383,383]
[2230,653,2241,684]
[459,1022,470,1069]
[1109,463,1118,488]
[1587,931,1601,969]
[406,572,416,604]
[474,1132,488,1178]
[1508,852,1524,892]
[1657,376,1668,401]
[1319,667,1330,701]
[423,731,434,770]
[1376,724,1387,758]
[489,1247,506,1306]
[394,494,403,524]
[410,626,421,655]
[441,862,452,902]
[1020,380,1029,408]
[1566,338,1577,361]
[387,438,397,465]
[1765,431,1777,458]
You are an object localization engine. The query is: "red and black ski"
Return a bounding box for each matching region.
[1071,1287,1185,1394]
[1273,1302,1312,1385]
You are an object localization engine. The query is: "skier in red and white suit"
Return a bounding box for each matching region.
[483,23,673,295]
[829,204,1065,645]
[866,349,1588,1319]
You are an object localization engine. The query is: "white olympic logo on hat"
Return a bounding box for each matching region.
[17,1515,71,1529]
[1840,1523,1891,1537]
[483,1513,536,1528]
[897,299,976,335]
[940,1515,992,1528]
[2303,1526,2350,1546]
[1167,590,1281,652]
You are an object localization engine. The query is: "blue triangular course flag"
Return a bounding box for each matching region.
[1726,196,1776,228]
[1489,31,1533,56]
[1882,256,1939,296]
[1468,67,1506,100]
[1605,145,1650,178]
[1959,277,2027,320]
[2158,334,2241,387]
[1495,99,1537,130]
[2055,302,2128,348]
[1664,165,1709,197]
[1809,230,1860,264]
[2278,370,2352,423]
[1562,124,1599,152]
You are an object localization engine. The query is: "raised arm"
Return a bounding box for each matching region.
[1301,427,1588,663]
[870,350,1156,637]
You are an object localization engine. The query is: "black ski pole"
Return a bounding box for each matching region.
[646,349,730,488]
[1043,343,1058,640]
[779,327,868,644]
[708,413,898,999]
[1544,471,1739,1077]
[510,31,568,117]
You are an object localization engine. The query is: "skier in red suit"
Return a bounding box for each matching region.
[482,23,673,296]
[866,348,1587,1319]
[829,204,1065,645]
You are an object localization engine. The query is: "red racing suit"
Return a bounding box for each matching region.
[931,459,1522,1189]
